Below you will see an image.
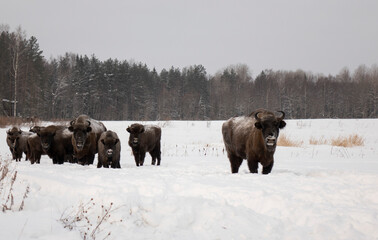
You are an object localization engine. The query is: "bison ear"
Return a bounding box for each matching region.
[126,127,131,133]
[101,139,105,145]
[87,126,92,132]
[279,120,286,129]
[140,127,145,133]
[115,139,119,144]
[254,122,263,129]
[68,126,74,132]
[18,130,22,134]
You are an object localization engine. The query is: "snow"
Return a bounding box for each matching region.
[1,119,378,240]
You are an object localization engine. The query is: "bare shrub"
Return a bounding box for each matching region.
[0,158,30,212]
[60,198,123,240]
[331,134,365,147]
[278,134,303,147]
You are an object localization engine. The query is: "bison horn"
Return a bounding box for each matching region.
[254,111,262,121]
[70,120,75,126]
[86,120,91,126]
[276,111,285,121]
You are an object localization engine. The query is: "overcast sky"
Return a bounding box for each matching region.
[1,0,378,76]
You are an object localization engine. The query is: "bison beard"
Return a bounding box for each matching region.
[222,109,286,174]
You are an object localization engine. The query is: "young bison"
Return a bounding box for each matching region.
[6,127,32,161]
[222,109,286,174]
[97,131,121,168]
[126,124,161,167]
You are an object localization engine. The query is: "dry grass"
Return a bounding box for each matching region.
[0,116,41,128]
[331,134,365,147]
[278,134,303,147]
[309,136,329,145]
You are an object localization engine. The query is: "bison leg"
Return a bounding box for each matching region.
[153,143,161,166]
[132,150,140,166]
[97,159,102,168]
[262,161,274,175]
[228,154,243,173]
[139,152,146,166]
[88,154,95,165]
[247,159,259,173]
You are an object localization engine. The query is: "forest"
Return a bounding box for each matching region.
[1,25,377,120]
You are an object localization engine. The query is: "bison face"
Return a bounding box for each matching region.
[6,128,22,150]
[254,111,286,152]
[69,123,92,151]
[126,124,145,147]
[101,138,119,161]
[37,131,55,151]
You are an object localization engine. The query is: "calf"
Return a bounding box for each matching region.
[127,123,161,166]
[98,131,121,168]
[222,109,286,174]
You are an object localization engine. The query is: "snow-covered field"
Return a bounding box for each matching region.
[1,119,378,240]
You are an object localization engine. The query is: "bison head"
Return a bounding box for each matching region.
[254,110,286,152]
[69,120,92,151]
[29,126,44,134]
[6,127,22,150]
[126,124,145,147]
[101,137,119,164]
[37,130,56,151]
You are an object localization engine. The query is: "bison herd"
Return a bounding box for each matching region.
[5,109,286,174]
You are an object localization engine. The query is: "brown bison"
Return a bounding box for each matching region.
[222,109,286,174]
[69,115,107,165]
[27,126,46,164]
[6,127,32,161]
[98,131,121,168]
[37,125,74,164]
[127,123,161,166]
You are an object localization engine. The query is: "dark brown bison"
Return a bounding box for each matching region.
[27,126,46,164]
[27,134,44,164]
[37,125,74,164]
[69,115,107,165]
[98,131,121,168]
[222,109,286,174]
[127,123,161,166]
[6,127,32,161]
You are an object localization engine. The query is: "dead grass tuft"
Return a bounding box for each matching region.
[278,134,303,147]
[309,136,329,145]
[331,134,365,147]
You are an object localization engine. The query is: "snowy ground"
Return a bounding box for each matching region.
[1,119,378,240]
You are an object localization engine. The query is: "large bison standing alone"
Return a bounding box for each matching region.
[127,123,161,166]
[98,131,121,168]
[222,109,286,174]
[69,115,107,165]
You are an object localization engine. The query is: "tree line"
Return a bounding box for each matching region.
[1,25,377,120]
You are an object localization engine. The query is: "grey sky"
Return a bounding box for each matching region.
[1,0,378,77]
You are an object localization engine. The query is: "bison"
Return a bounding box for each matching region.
[127,123,161,166]
[69,115,107,165]
[97,131,121,168]
[222,109,286,174]
[6,127,32,161]
[27,126,46,164]
[37,125,74,164]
